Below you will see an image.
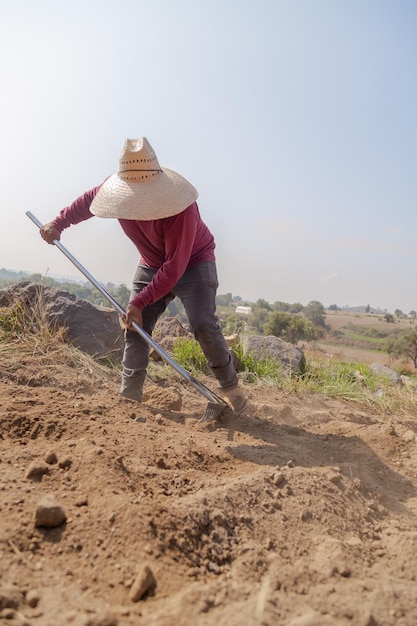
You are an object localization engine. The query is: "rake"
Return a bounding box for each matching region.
[26,211,227,422]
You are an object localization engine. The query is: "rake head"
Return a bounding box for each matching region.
[198,399,228,423]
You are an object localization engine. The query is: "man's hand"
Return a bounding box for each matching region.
[122,304,143,330]
[40,223,61,245]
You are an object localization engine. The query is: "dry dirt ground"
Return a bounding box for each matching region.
[1,353,417,626]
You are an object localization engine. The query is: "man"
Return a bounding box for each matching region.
[40,137,247,414]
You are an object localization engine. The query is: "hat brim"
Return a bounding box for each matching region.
[90,168,198,220]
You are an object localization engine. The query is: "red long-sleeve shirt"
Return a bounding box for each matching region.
[50,185,216,310]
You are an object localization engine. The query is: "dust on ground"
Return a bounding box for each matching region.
[1,353,417,626]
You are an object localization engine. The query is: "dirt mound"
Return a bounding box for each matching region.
[1,347,417,625]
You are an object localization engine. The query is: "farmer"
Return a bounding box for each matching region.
[40,137,247,414]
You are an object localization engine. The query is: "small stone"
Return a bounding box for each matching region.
[35,494,67,528]
[129,564,156,602]
[75,496,88,507]
[0,584,24,609]
[58,458,72,469]
[271,472,285,487]
[403,429,416,442]
[44,451,58,465]
[26,589,41,608]
[25,462,50,480]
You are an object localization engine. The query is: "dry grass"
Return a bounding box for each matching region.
[0,337,120,392]
[0,288,121,392]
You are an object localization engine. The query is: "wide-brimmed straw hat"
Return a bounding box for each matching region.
[90,137,198,220]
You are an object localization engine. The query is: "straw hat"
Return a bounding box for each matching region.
[90,137,198,220]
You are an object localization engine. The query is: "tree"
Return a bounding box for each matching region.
[166,298,187,322]
[304,300,326,328]
[386,329,417,368]
[365,304,370,313]
[263,311,319,344]
[255,298,271,311]
[409,310,417,320]
[289,302,304,314]
[272,301,291,312]
[384,313,395,323]
[263,312,292,338]
[394,309,404,318]
[112,284,130,308]
[222,314,246,335]
[216,293,233,307]
[248,307,270,333]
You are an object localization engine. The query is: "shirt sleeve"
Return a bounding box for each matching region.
[130,209,199,309]
[50,184,103,232]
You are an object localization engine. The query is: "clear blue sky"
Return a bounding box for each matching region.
[1,0,416,313]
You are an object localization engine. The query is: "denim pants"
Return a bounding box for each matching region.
[120,261,238,398]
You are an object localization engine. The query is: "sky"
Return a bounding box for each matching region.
[1,0,416,313]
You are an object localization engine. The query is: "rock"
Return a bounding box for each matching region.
[35,494,67,528]
[75,495,89,507]
[240,334,306,375]
[370,363,402,385]
[153,317,193,342]
[58,457,72,469]
[26,589,41,608]
[0,282,124,358]
[0,608,17,620]
[270,471,285,487]
[150,317,193,360]
[129,564,156,602]
[25,461,50,480]
[44,450,58,465]
[0,584,24,609]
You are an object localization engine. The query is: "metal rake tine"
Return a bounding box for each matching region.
[197,400,227,423]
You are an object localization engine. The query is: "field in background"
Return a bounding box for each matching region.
[324,310,413,333]
[312,310,416,369]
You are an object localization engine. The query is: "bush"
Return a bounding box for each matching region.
[171,338,211,375]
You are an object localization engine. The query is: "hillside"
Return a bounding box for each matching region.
[1,333,417,625]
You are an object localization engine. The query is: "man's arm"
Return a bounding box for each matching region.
[39,183,103,244]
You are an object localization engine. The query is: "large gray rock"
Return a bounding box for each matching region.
[240,334,306,375]
[0,282,124,358]
[370,362,402,385]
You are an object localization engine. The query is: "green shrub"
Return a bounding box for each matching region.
[172,338,211,375]
[233,344,283,384]
[284,359,380,399]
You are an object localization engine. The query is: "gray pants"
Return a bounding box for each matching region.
[120,261,238,400]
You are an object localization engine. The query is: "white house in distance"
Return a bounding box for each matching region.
[235,305,252,315]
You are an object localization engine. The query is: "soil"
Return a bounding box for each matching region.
[1,354,417,626]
